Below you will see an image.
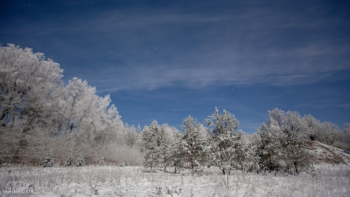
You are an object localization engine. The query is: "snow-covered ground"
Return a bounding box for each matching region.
[308,141,350,164]
[1,164,349,197]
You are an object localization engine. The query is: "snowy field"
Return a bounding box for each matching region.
[0,164,349,197]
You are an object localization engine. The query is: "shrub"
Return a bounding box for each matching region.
[66,154,74,167]
[76,155,85,167]
[43,154,54,168]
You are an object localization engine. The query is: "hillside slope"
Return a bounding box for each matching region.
[307,141,350,165]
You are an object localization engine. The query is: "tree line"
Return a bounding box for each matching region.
[1,44,349,173]
[139,108,350,174]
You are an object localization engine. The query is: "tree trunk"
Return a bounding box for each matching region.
[10,114,16,128]
[10,134,28,164]
[294,162,299,174]
[164,156,167,172]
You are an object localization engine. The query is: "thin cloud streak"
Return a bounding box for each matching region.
[1,2,349,92]
[94,63,348,93]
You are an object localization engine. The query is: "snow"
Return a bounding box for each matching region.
[308,141,350,164]
[1,164,349,197]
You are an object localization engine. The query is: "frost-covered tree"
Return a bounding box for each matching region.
[142,120,161,170]
[181,116,207,173]
[0,44,63,129]
[282,111,313,173]
[135,124,143,149]
[0,44,127,165]
[256,108,312,174]
[302,115,321,141]
[255,123,283,172]
[281,134,312,174]
[124,124,137,148]
[169,129,184,173]
[102,104,123,143]
[284,111,306,135]
[266,108,286,139]
[0,44,62,132]
[158,124,178,172]
[318,122,340,145]
[344,123,350,136]
[0,44,65,164]
[64,78,101,142]
[206,108,244,174]
[242,133,260,172]
[340,123,350,150]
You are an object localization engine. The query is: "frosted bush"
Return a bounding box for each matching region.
[99,157,105,166]
[43,153,54,168]
[66,154,74,167]
[76,155,85,167]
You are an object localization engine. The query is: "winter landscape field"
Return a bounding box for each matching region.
[1,163,349,197]
[1,44,350,196]
[1,0,350,196]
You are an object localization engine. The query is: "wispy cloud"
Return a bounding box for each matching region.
[2,1,349,92]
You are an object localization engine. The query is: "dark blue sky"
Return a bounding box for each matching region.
[1,0,349,133]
